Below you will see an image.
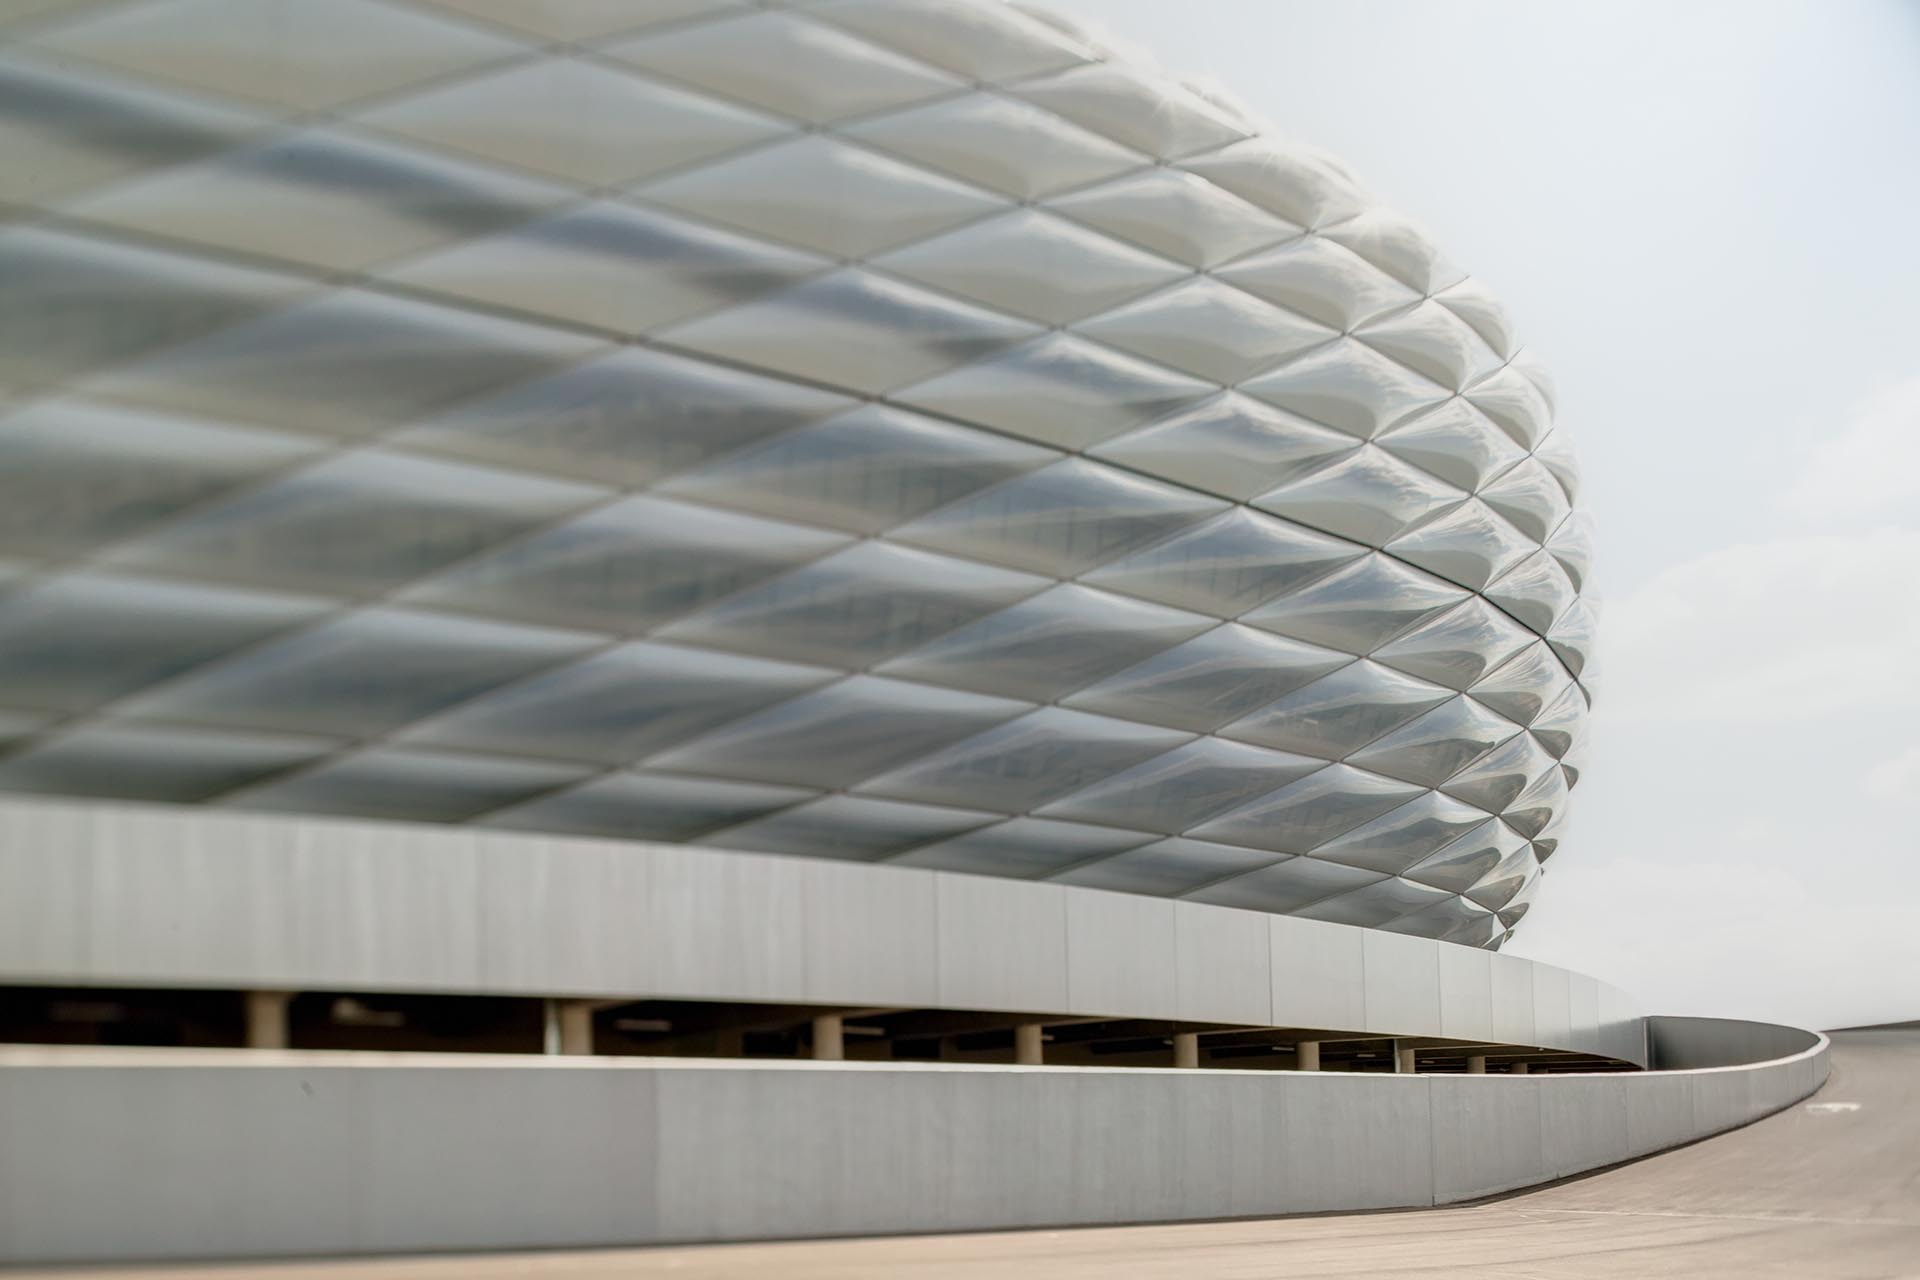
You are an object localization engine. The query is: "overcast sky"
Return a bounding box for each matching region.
[1062,0,1920,1031]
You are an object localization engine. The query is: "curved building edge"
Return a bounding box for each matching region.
[0,797,1641,1062]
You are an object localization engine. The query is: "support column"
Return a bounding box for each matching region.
[1396,1046,1417,1074]
[1172,1032,1199,1069]
[1296,1039,1320,1071]
[811,1014,844,1062]
[1467,1054,1487,1075]
[244,990,291,1050]
[1014,1023,1044,1065]
[556,1001,595,1056]
[1511,1061,1529,1075]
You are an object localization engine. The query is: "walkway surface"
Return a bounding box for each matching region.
[26,1031,1920,1280]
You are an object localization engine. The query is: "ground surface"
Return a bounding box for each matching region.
[32,1031,1920,1279]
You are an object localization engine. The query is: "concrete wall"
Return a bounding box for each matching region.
[0,1023,1829,1264]
[1645,1015,1823,1069]
[0,799,1646,1062]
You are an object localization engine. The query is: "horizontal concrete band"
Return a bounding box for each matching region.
[0,799,1645,1061]
[0,1023,1829,1264]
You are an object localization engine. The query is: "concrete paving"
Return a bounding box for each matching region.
[22,1031,1920,1279]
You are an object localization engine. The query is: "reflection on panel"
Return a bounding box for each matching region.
[0,0,1589,948]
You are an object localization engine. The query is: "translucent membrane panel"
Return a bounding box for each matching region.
[1479,457,1571,544]
[395,347,854,489]
[1384,500,1535,593]
[28,0,523,110]
[408,0,738,42]
[1187,855,1384,914]
[1086,394,1356,503]
[1216,236,1420,332]
[121,606,600,738]
[0,227,305,394]
[1083,508,1365,619]
[1062,624,1353,733]
[858,707,1191,813]
[1546,511,1595,592]
[1220,660,1453,759]
[660,404,1057,534]
[1239,555,1466,655]
[359,56,790,186]
[650,675,1030,789]
[698,794,998,862]
[1532,429,1581,502]
[0,724,335,804]
[876,584,1213,702]
[1467,640,1571,727]
[0,401,316,561]
[658,541,1048,668]
[1370,599,1536,692]
[233,747,591,823]
[1180,140,1367,234]
[1009,62,1248,161]
[68,128,569,273]
[658,269,1039,395]
[1465,365,1554,450]
[400,641,836,765]
[1374,400,1528,494]
[1241,342,1452,445]
[404,495,849,633]
[873,209,1182,326]
[806,0,1090,80]
[1352,300,1500,392]
[845,93,1141,200]
[484,770,814,842]
[891,458,1225,578]
[1528,681,1589,761]
[1440,730,1559,815]
[638,134,1007,259]
[1344,695,1520,789]
[0,574,327,715]
[0,54,266,203]
[88,289,607,440]
[1080,278,1337,385]
[1306,792,1494,876]
[1432,277,1518,361]
[1045,168,1293,269]
[1037,737,1321,834]
[391,201,831,336]
[1297,875,1449,928]
[1052,837,1281,897]
[1467,843,1538,912]
[897,333,1215,452]
[1402,820,1527,895]
[1252,446,1462,549]
[891,817,1154,878]
[1547,598,1598,679]
[1186,763,1424,855]
[1383,895,1501,946]
[1323,210,1464,295]
[108,451,603,598]
[606,9,960,124]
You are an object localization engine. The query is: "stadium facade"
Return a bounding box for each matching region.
[0,0,1822,1266]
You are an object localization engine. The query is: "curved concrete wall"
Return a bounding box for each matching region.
[0,798,1643,1060]
[0,1024,1829,1264]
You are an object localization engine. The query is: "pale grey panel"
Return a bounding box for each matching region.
[800,859,939,1007]
[1568,970,1602,1056]
[1428,1076,1544,1202]
[631,842,810,1002]
[1539,1075,1630,1180]
[935,872,1068,1012]
[1620,1071,1697,1158]
[1532,964,1573,1048]
[1436,942,1494,1042]
[1268,914,1365,1031]
[1361,930,1442,1038]
[1277,1074,1433,1213]
[1064,889,1177,1020]
[474,831,656,995]
[1174,900,1270,1026]
[0,802,90,981]
[1488,951,1538,1047]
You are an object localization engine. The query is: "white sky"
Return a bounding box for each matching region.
[1063,0,1920,1030]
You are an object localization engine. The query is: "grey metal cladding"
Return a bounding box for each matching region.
[0,0,1589,949]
